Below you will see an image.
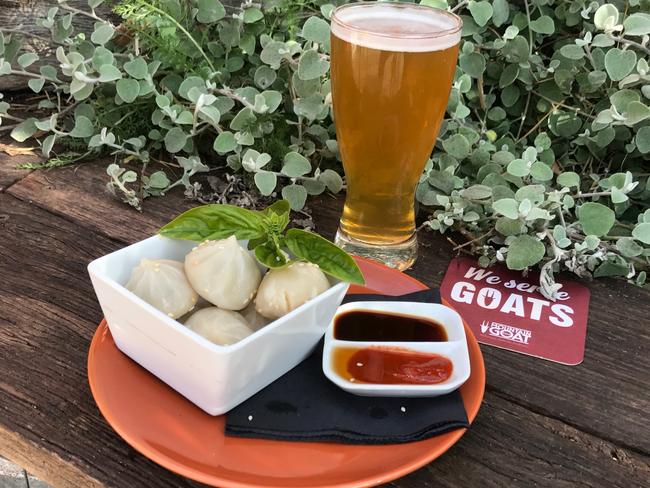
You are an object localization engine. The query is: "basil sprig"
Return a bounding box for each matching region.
[159,200,365,285]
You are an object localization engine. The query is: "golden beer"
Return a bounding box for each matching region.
[330,3,461,269]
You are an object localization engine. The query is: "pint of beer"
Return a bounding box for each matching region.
[330,2,461,269]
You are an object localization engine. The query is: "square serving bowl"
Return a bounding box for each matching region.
[88,235,349,415]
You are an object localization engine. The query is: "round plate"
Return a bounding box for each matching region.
[88,258,485,488]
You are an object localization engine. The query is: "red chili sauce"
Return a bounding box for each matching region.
[332,310,452,384]
[332,346,453,385]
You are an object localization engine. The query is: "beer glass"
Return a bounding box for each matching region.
[330,2,462,270]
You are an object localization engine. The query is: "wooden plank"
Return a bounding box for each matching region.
[0,193,205,488]
[6,159,194,242]
[9,164,648,454]
[0,152,34,192]
[390,394,650,488]
[1,191,648,488]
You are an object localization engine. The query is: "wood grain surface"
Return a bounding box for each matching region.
[1,157,649,487]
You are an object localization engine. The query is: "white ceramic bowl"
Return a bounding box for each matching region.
[88,235,349,415]
[322,301,470,397]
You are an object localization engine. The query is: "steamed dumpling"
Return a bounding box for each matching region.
[255,262,330,320]
[184,307,253,345]
[241,302,271,331]
[126,259,198,319]
[184,236,262,310]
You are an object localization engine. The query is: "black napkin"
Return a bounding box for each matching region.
[225,289,469,444]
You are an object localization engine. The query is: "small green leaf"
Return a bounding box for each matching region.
[254,241,289,269]
[17,52,38,68]
[594,261,628,278]
[530,161,553,181]
[557,172,580,188]
[604,48,636,81]
[468,1,493,27]
[496,217,525,236]
[196,0,225,23]
[10,118,38,142]
[492,0,509,26]
[507,159,530,177]
[301,16,331,48]
[41,134,56,157]
[243,7,263,23]
[285,229,364,284]
[254,66,277,89]
[493,198,519,219]
[282,184,308,210]
[91,23,114,45]
[594,4,619,30]
[623,13,650,36]
[611,187,628,204]
[632,223,650,244]
[98,64,122,82]
[116,78,140,103]
[616,237,643,257]
[230,107,256,131]
[213,131,238,153]
[459,52,486,78]
[164,127,188,153]
[636,127,650,153]
[70,115,94,138]
[579,202,616,237]
[506,235,546,270]
[530,16,555,35]
[254,171,277,196]
[559,44,585,60]
[318,169,343,193]
[123,57,148,79]
[282,151,311,177]
[461,184,492,201]
[625,102,650,126]
[28,78,45,93]
[442,134,470,159]
[159,204,265,241]
[298,49,329,80]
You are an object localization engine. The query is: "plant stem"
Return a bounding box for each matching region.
[59,3,105,22]
[9,70,59,84]
[454,229,494,251]
[451,0,468,13]
[137,0,216,72]
[523,0,533,56]
[215,87,256,111]
[609,35,650,56]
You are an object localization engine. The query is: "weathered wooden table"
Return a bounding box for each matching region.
[1,156,648,487]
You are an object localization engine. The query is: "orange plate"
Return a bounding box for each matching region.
[88,258,485,488]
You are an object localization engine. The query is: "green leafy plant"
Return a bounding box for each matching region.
[160,199,365,284]
[1,0,650,296]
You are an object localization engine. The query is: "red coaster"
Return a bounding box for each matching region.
[441,257,590,365]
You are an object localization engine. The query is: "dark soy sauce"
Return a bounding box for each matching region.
[334,310,448,342]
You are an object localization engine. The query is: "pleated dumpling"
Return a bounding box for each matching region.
[184,236,262,310]
[184,307,253,345]
[255,262,330,320]
[126,259,198,319]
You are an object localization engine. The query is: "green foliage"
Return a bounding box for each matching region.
[2,0,650,294]
[159,200,365,284]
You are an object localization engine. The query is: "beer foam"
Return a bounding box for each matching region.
[331,4,461,53]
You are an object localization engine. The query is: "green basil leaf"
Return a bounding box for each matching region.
[254,240,289,268]
[261,199,291,233]
[159,204,265,241]
[261,199,290,217]
[284,229,365,284]
[247,235,268,250]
